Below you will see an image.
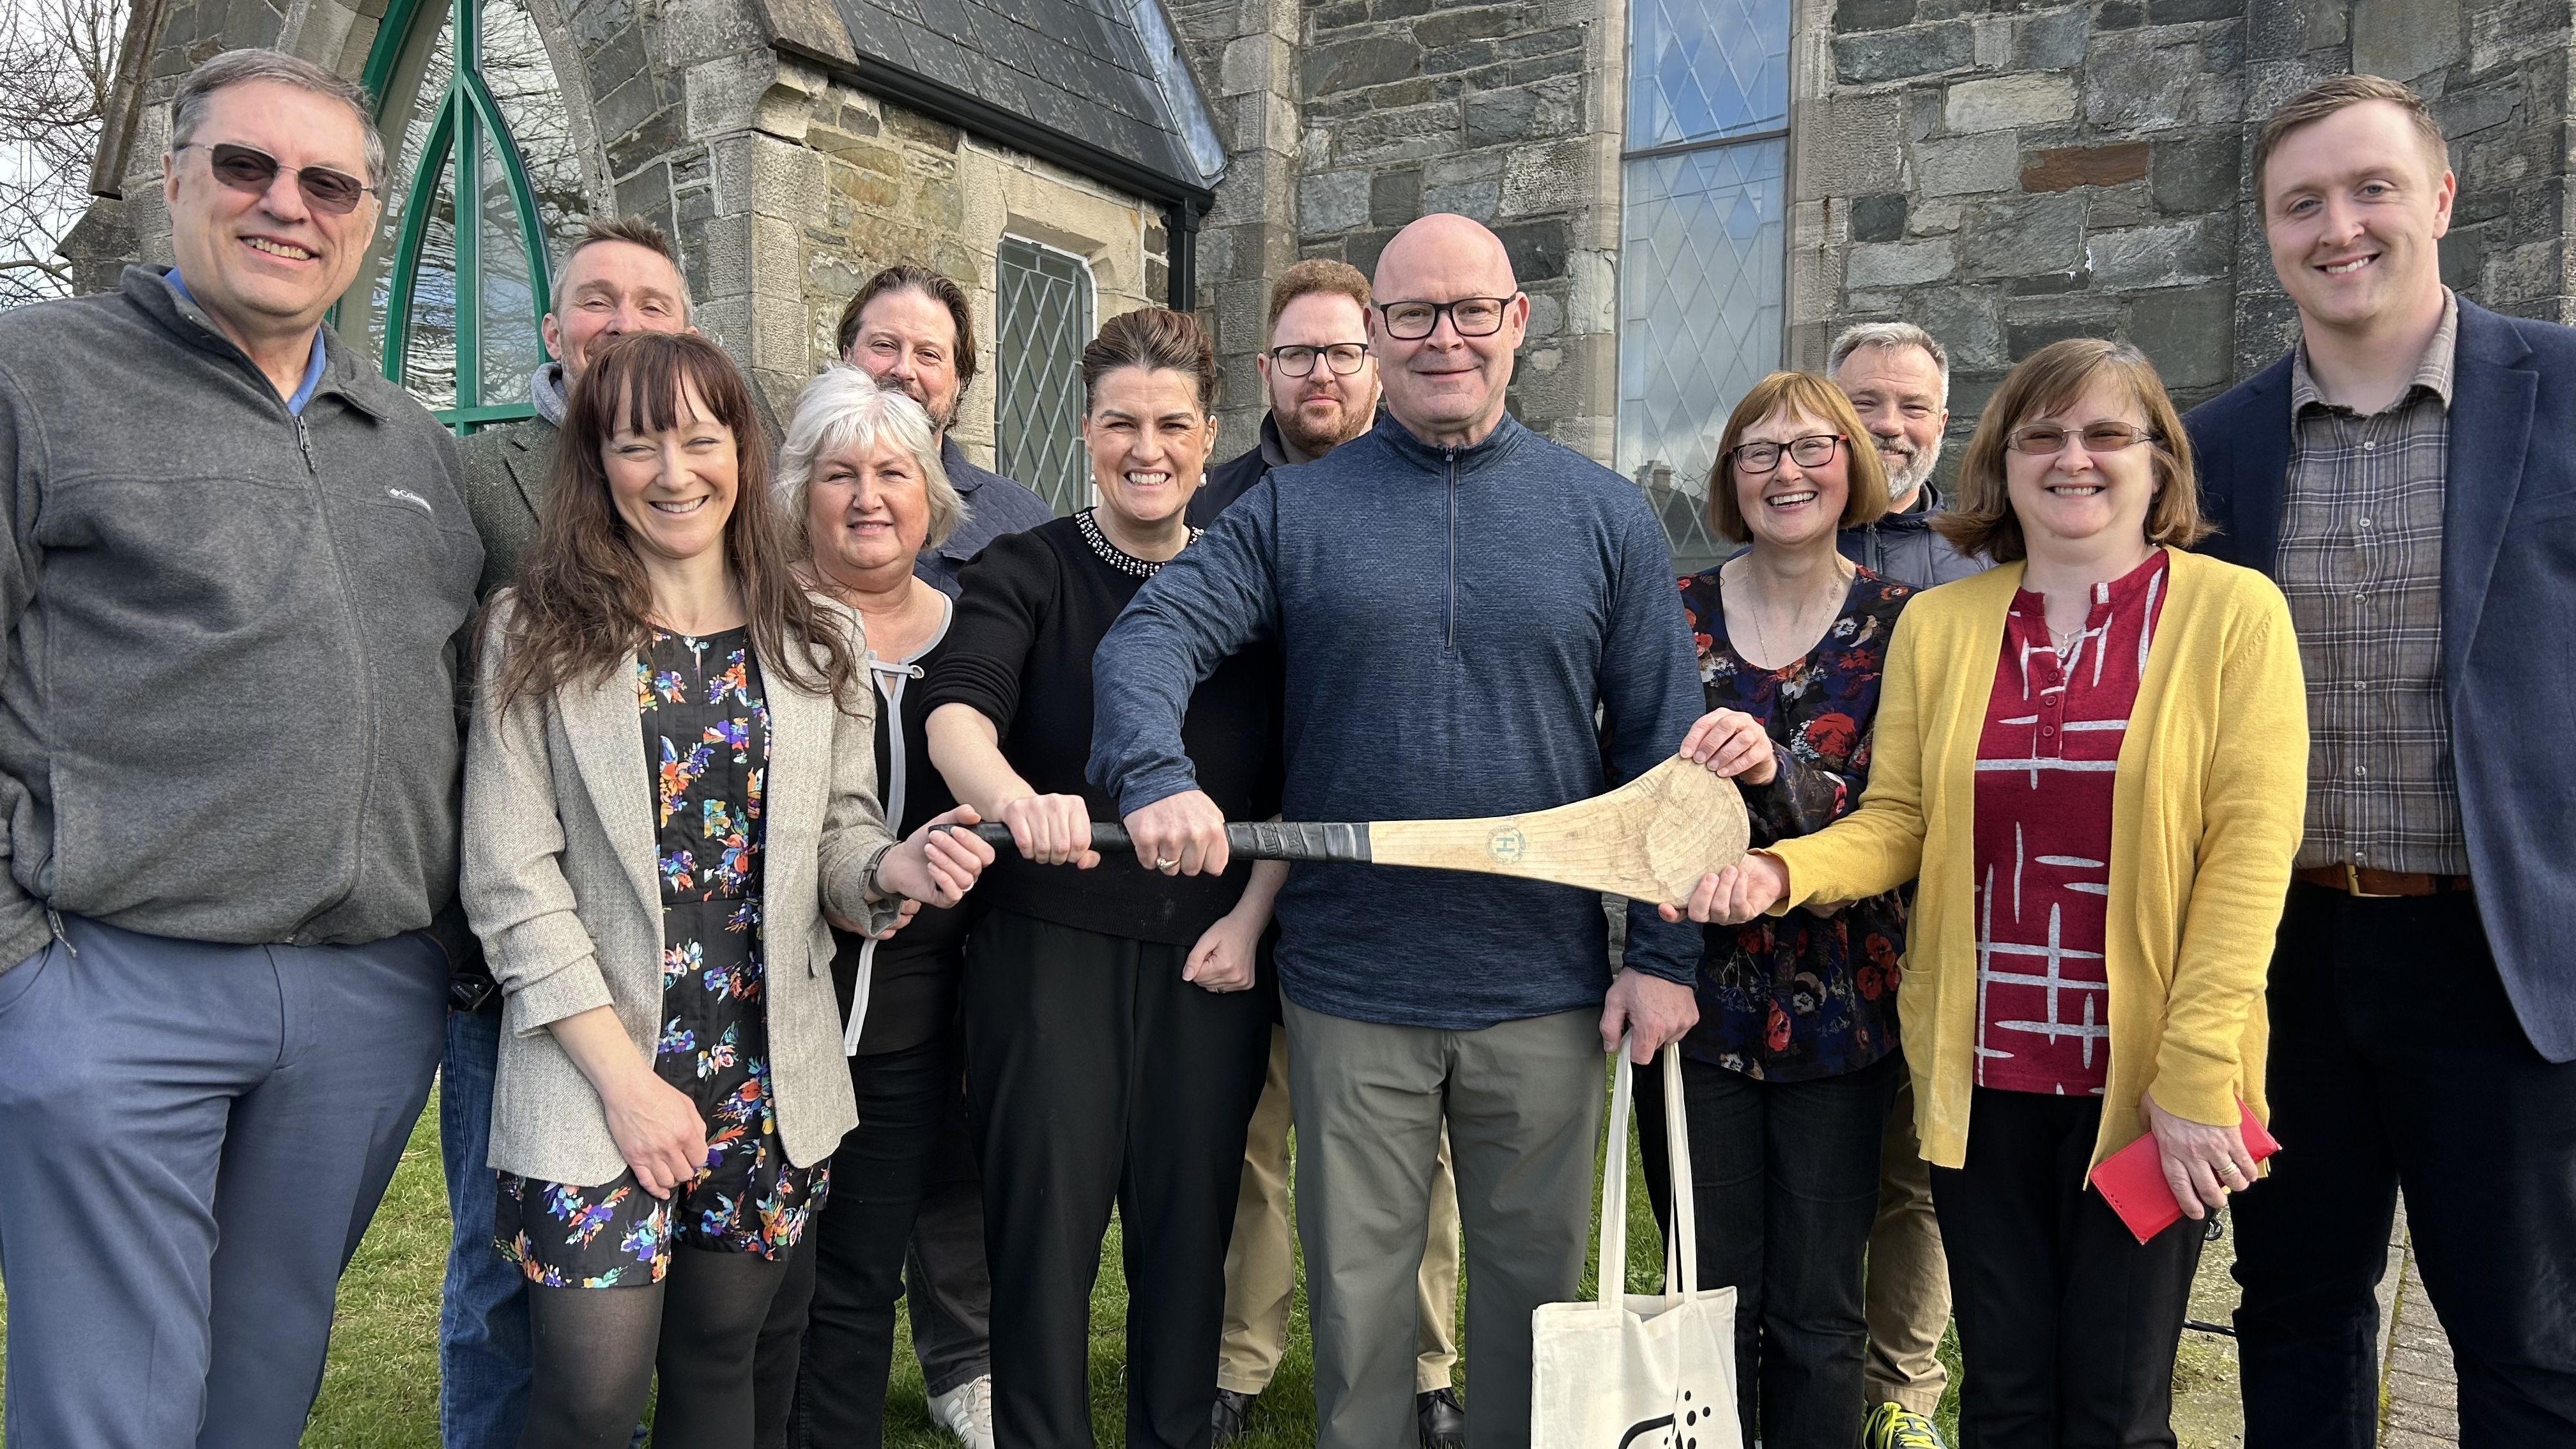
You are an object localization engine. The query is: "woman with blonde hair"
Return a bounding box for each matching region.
[461,332,992,1446]
[1649,370,1913,1449]
[749,367,985,1445]
[1678,337,2308,1448]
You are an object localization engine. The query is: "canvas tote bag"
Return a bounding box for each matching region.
[1530,1039,1742,1449]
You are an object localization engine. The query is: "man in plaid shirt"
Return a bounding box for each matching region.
[2187,75,2576,1448]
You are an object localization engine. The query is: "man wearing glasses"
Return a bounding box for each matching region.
[1190,259,1380,526]
[1195,259,1469,1449]
[0,48,480,1447]
[1091,213,1704,1449]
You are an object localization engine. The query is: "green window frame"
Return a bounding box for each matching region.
[356,0,565,433]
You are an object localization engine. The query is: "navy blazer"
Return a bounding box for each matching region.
[2185,298,2576,1062]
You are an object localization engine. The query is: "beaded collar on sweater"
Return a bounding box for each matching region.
[1076,508,1199,579]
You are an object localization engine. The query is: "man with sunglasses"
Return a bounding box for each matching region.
[1193,258,1469,1449]
[0,48,480,1448]
[1091,213,1704,1449]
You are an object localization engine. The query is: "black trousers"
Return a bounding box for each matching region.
[756,1031,954,1448]
[1931,1089,2203,1449]
[2232,885,2576,1448]
[904,1060,995,1398]
[1637,1051,1899,1449]
[962,908,1273,1449]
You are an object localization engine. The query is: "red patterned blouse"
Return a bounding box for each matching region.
[1970,551,2170,1097]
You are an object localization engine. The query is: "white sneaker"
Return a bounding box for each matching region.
[928,1374,997,1449]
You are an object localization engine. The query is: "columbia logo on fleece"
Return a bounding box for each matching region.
[387,487,434,515]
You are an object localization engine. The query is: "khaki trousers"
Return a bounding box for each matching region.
[1218,1025,1461,1397]
[1287,1000,1603,1449]
[1862,1071,1952,1414]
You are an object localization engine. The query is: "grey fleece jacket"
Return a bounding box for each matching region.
[0,266,484,972]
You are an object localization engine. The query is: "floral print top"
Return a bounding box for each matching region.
[493,626,827,1287]
[1676,565,1915,1082]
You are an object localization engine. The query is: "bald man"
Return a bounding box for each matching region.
[1089,215,1705,1449]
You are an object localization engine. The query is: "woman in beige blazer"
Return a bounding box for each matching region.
[461,332,992,1448]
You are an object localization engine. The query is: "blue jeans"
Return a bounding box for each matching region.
[440,999,532,1449]
[0,914,446,1448]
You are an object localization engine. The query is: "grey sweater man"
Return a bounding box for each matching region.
[0,266,484,970]
[0,262,483,1448]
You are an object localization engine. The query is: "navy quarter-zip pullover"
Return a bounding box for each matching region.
[1089,413,1705,1030]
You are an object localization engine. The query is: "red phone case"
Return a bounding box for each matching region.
[2090,1100,2281,1244]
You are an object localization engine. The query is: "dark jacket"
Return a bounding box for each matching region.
[1088,412,1706,1031]
[1190,413,1312,528]
[1836,482,1986,589]
[2186,296,2576,1062]
[0,266,484,971]
[459,414,555,598]
[921,437,1054,597]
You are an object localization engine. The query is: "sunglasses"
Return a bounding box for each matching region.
[180,142,374,216]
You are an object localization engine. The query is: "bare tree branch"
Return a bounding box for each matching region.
[0,0,131,308]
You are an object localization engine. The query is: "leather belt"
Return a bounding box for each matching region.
[2293,864,2473,898]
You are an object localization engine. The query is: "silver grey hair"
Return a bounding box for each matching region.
[1828,321,1951,404]
[169,49,387,189]
[777,367,967,553]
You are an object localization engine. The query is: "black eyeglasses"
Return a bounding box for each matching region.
[1728,434,1843,474]
[1376,296,1517,340]
[1267,342,1369,378]
[179,142,374,216]
[2005,422,2159,456]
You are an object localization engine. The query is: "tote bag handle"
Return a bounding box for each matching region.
[1596,1034,1701,1308]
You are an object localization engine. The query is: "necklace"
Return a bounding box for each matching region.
[1078,508,1199,578]
[1731,556,1851,667]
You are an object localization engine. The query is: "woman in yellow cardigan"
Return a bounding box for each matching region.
[1676,339,2307,1448]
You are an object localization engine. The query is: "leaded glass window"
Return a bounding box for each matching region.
[1619,0,1790,573]
[350,0,589,431]
[995,236,1096,515]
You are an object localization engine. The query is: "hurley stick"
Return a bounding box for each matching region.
[969,756,1749,904]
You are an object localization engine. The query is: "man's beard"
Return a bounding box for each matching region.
[1277,395,1372,456]
[897,378,958,434]
[1878,436,1940,501]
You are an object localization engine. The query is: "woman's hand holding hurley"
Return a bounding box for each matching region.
[1682,709,1779,785]
[993,793,1101,868]
[873,804,999,908]
[1658,853,1791,926]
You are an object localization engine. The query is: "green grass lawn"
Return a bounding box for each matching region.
[13,1081,2281,1448]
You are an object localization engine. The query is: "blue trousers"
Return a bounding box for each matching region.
[440,998,533,1448]
[0,913,446,1448]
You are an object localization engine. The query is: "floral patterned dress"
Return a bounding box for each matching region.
[495,627,829,1287]
[1676,566,1915,1082]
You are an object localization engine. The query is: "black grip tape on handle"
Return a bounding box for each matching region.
[967,820,1370,863]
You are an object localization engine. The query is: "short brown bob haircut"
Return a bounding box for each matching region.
[1705,371,1890,545]
[2253,73,2450,208]
[1934,337,2213,564]
[1267,258,1372,336]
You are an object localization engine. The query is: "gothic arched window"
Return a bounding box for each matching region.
[351,0,590,431]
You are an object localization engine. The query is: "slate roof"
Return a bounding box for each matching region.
[826,0,1213,197]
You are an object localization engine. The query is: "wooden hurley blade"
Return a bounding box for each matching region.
[1367,756,1750,903]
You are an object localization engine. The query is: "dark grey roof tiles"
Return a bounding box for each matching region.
[822,0,1213,193]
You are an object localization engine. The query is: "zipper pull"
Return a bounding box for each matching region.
[46,907,77,956]
[295,415,316,474]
